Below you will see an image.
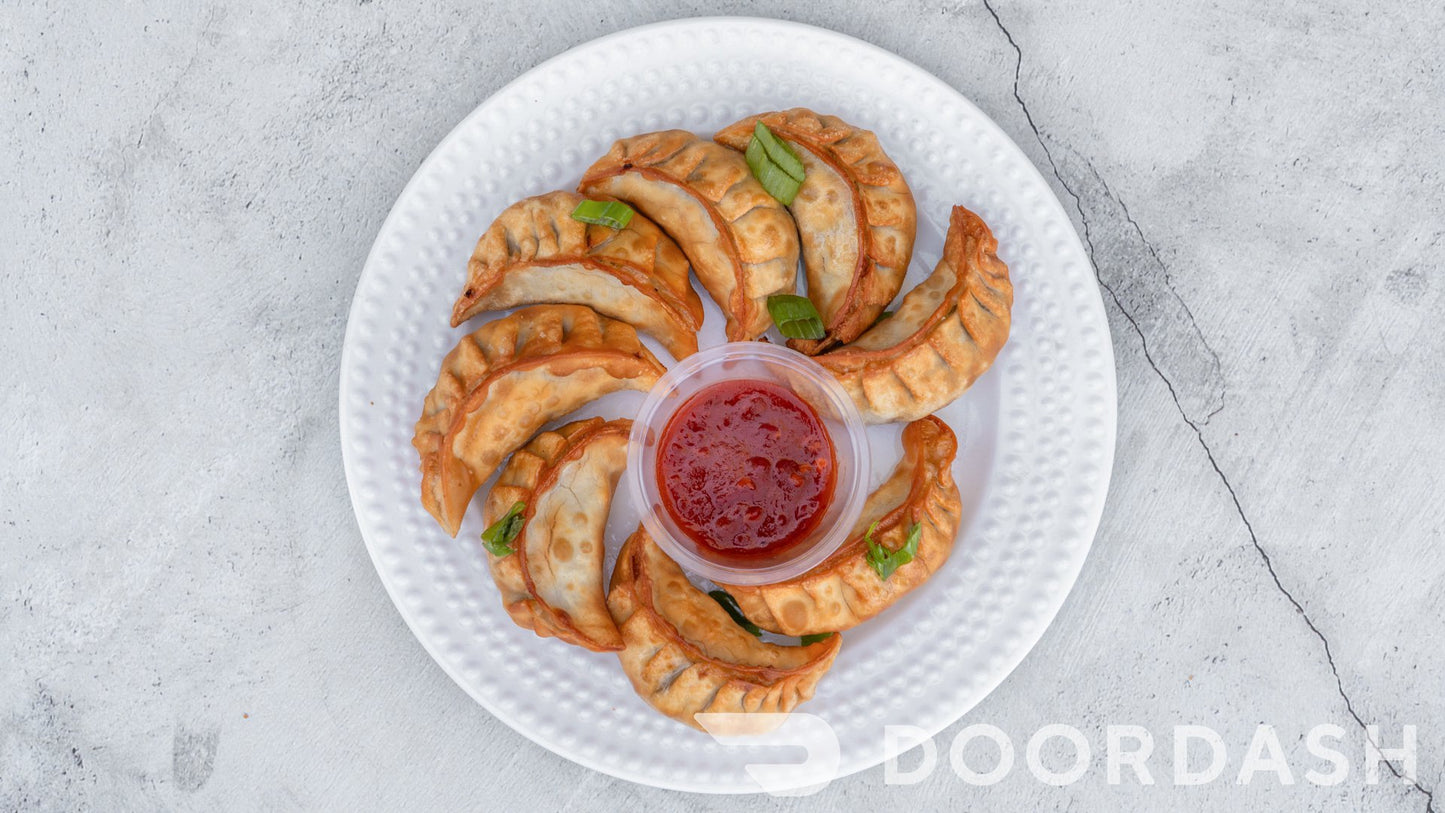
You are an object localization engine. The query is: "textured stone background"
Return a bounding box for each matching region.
[2,1,1441,810]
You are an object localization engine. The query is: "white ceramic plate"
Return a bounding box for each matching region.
[339,17,1116,794]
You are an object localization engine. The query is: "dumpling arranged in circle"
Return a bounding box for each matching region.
[607,528,842,729]
[413,305,664,537]
[580,130,800,342]
[716,109,916,355]
[719,416,963,636]
[450,191,704,360]
[817,205,1012,424]
[482,417,631,652]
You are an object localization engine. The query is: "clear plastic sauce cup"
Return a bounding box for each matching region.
[627,342,871,586]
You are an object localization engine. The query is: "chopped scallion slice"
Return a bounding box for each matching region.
[570,199,635,230]
[744,123,806,205]
[752,121,806,182]
[799,632,834,646]
[708,590,762,636]
[767,294,826,340]
[481,501,527,557]
[865,520,922,581]
[746,146,803,205]
[745,136,770,178]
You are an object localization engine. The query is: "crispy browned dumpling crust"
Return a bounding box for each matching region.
[450,191,704,360]
[716,109,916,354]
[817,206,1012,424]
[579,130,800,342]
[720,416,963,636]
[413,305,663,537]
[607,529,842,730]
[483,418,630,652]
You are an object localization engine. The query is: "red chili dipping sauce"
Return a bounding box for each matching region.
[657,380,837,560]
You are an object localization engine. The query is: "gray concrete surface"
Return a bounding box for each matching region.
[3,1,1442,810]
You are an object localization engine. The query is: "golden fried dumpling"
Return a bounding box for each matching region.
[579,130,800,342]
[413,305,664,537]
[450,191,705,360]
[817,206,1012,424]
[607,528,842,730]
[715,109,916,354]
[720,416,962,636]
[482,418,630,652]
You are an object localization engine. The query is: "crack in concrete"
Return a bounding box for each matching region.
[983,0,1224,425]
[981,2,1435,808]
[1083,162,1227,424]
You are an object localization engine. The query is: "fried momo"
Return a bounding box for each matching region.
[716,110,915,354]
[482,418,630,652]
[607,529,842,729]
[817,206,1012,424]
[579,130,800,342]
[413,305,663,537]
[450,191,704,360]
[721,417,963,636]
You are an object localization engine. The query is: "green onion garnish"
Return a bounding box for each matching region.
[799,632,834,646]
[745,122,805,205]
[570,199,635,230]
[745,136,770,176]
[767,294,826,340]
[751,121,806,182]
[481,501,527,557]
[749,157,803,206]
[708,590,762,637]
[864,520,922,581]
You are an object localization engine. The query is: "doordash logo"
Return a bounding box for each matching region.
[697,715,1421,796]
[883,723,1419,788]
